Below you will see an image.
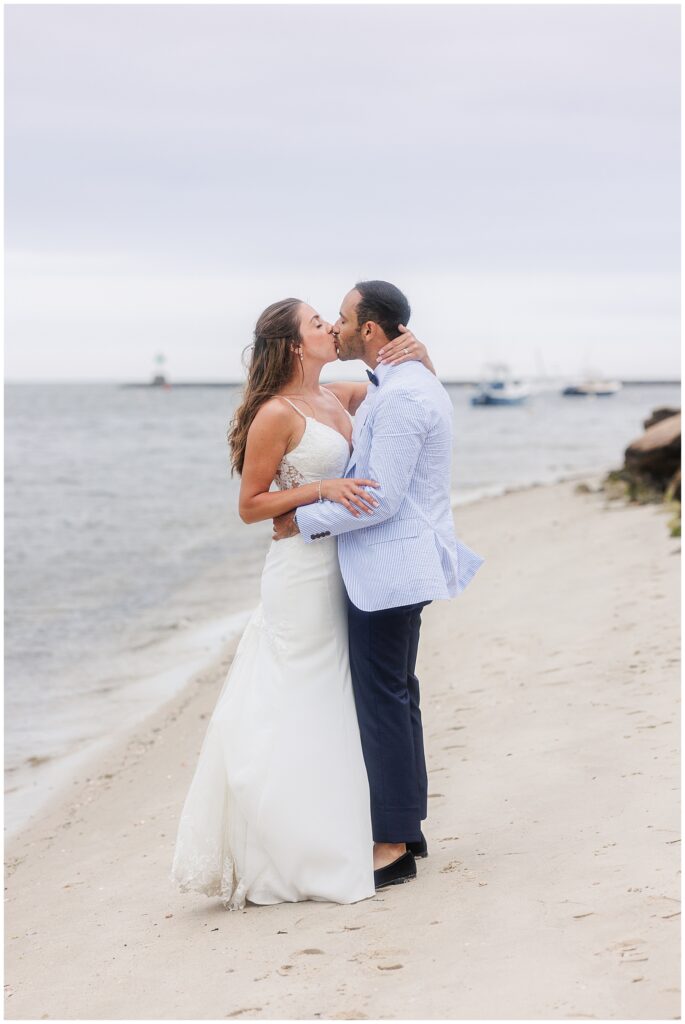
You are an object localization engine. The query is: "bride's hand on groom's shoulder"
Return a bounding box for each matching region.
[377,325,435,374]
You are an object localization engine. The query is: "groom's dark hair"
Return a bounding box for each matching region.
[354,280,411,341]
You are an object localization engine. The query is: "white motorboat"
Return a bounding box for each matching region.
[562,379,622,397]
[471,364,531,406]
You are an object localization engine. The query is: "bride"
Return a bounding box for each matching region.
[171,297,432,909]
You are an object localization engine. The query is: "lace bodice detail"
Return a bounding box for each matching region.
[274,418,351,491]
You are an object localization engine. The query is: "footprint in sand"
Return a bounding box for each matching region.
[606,938,649,966]
[440,860,462,873]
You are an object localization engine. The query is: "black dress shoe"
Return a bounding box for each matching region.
[406,832,428,859]
[374,851,417,890]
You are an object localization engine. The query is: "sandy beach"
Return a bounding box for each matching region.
[4,477,680,1021]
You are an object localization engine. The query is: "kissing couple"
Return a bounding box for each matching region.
[171,280,484,909]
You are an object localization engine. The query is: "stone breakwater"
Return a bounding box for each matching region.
[601,405,681,537]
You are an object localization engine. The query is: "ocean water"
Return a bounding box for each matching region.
[4,380,680,833]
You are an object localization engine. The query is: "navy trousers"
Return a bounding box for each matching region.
[347,596,430,843]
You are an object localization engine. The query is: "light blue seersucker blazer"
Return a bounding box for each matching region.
[295,360,485,612]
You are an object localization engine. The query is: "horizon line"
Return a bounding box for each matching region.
[4,378,682,387]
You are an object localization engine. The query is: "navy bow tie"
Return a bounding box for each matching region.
[366,369,379,387]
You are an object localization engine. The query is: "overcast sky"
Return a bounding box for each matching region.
[5,4,681,382]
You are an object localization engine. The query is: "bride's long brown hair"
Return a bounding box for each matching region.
[227,298,304,476]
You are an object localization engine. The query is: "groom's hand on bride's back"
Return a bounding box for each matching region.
[272,509,299,541]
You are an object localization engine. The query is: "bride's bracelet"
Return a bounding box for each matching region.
[318,480,324,502]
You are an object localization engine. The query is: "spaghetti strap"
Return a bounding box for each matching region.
[324,386,352,417]
[278,396,309,421]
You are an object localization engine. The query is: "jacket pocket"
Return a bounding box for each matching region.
[366,517,420,545]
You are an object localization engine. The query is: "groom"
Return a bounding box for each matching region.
[273,280,484,889]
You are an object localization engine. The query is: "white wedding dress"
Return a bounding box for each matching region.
[171,403,375,909]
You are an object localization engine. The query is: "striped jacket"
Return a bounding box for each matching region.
[295,360,485,612]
